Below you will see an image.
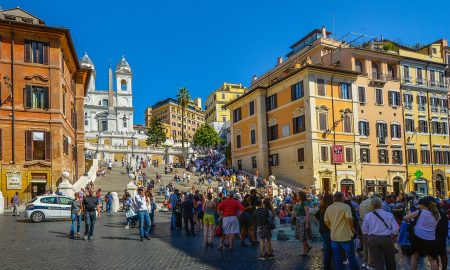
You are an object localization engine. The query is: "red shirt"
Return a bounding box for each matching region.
[217,198,244,217]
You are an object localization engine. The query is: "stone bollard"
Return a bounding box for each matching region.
[58,171,75,198]
[111,192,119,213]
[126,181,137,199]
[0,191,4,214]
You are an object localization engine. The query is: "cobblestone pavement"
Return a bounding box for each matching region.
[0,211,445,270]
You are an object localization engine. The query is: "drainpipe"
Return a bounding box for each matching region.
[330,73,338,191]
[10,27,15,164]
[399,71,409,193]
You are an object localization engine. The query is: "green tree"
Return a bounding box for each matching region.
[146,117,166,147]
[192,124,221,150]
[176,87,191,148]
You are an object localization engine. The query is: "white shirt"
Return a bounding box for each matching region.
[415,209,438,240]
[134,194,148,212]
[362,209,399,236]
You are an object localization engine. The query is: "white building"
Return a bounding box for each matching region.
[81,53,147,162]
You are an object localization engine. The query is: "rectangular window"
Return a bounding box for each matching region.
[63,135,69,155]
[343,115,352,133]
[250,130,256,144]
[297,148,305,162]
[24,86,49,109]
[388,91,401,106]
[321,146,329,161]
[339,83,352,99]
[251,156,257,168]
[407,149,418,163]
[430,70,436,86]
[391,124,401,139]
[62,92,66,115]
[237,160,242,170]
[418,119,428,133]
[403,93,413,109]
[282,124,290,137]
[318,112,328,131]
[376,122,388,138]
[100,120,108,131]
[434,150,443,165]
[345,147,353,162]
[269,154,279,166]
[266,94,277,111]
[358,121,370,136]
[403,66,410,82]
[268,125,278,141]
[417,96,427,111]
[360,148,371,163]
[392,150,402,164]
[249,101,255,116]
[317,79,325,96]
[24,40,49,64]
[421,149,430,164]
[431,121,439,134]
[416,68,423,84]
[235,134,241,148]
[443,151,450,165]
[222,93,225,99]
[375,88,383,105]
[430,97,440,112]
[378,149,389,164]
[291,81,304,101]
[405,118,421,132]
[440,121,448,135]
[293,115,305,134]
[358,86,366,103]
[233,108,242,123]
[25,130,51,161]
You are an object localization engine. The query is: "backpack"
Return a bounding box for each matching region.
[10,197,14,204]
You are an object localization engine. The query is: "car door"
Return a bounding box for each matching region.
[58,197,73,218]
[40,197,59,218]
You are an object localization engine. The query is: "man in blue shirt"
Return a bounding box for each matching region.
[382,194,395,213]
[105,192,113,214]
[169,189,180,230]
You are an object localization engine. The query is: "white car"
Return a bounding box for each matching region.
[25,195,74,223]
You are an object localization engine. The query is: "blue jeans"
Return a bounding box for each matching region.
[321,232,332,270]
[84,211,97,237]
[171,209,177,229]
[70,213,81,236]
[106,203,112,213]
[138,210,151,238]
[331,239,358,270]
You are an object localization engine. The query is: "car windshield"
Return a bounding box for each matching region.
[40,197,58,204]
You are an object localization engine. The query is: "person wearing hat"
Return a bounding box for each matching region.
[217,191,244,251]
[403,196,441,270]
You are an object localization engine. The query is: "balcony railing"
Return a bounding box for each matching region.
[370,72,387,82]
[402,76,412,83]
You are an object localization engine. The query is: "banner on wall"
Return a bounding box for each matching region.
[332,145,344,164]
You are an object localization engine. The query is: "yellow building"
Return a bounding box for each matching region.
[225,28,362,194]
[205,82,246,124]
[394,39,450,197]
[145,98,204,143]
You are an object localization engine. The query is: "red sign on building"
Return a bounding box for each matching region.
[332,145,344,163]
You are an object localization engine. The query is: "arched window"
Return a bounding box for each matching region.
[372,62,379,79]
[121,79,127,91]
[435,174,444,195]
[388,65,395,80]
[355,60,363,73]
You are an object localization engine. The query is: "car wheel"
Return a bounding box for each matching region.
[31,211,44,223]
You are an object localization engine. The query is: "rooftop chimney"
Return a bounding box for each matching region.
[321,26,327,38]
[277,56,284,65]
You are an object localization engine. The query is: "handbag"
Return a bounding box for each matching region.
[125,208,136,218]
[215,220,223,237]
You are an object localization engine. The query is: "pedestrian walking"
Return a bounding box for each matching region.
[361,197,399,270]
[105,192,113,214]
[169,189,181,230]
[183,194,196,236]
[203,193,216,246]
[324,192,358,270]
[217,191,244,251]
[82,188,101,241]
[11,192,19,216]
[135,187,151,241]
[254,198,275,260]
[359,193,378,269]
[293,191,312,256]
[69,192,82,239]
[403,196,440,270]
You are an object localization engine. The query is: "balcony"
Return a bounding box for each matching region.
[416,78,424,85]
[402,76,412,84]
[370,72,387,83]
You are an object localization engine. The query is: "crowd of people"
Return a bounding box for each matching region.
[66,152,449,269]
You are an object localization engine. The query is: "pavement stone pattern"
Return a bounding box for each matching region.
[0,211,444,270]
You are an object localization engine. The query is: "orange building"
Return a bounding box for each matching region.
[0,8,89,202]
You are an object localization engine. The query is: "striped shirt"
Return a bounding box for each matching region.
[254,207,270,226]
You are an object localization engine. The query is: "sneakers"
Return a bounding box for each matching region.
[125,225,130,229]
[361,261,367,268]
[83,235,88,241]
[259,256,266,261]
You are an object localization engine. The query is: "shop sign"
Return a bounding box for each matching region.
[6,168,22,190]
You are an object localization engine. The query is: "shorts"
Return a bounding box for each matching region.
[203,213,215,225]
[411,235,438,258]
[257,225,272,240]
[222,216,240,234]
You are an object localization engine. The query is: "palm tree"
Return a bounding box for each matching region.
[176,87,191,149]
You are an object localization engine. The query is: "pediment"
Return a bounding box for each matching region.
[24,74,49,85]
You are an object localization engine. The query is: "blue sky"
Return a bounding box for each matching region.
[6,0,450,124]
